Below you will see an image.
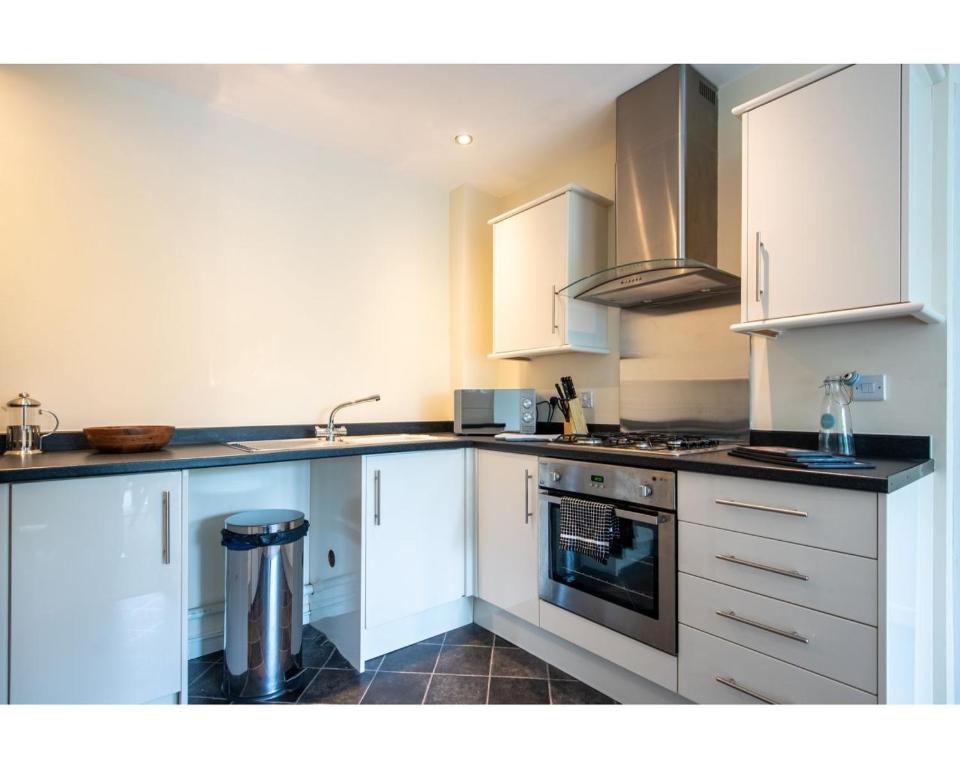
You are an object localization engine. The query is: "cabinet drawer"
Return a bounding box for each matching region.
[678,472,877,557]
[679,573,877,693]
[678,522,878,625]
[679,625,876,704]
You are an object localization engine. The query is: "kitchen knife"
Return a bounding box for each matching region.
[554,383,570,419]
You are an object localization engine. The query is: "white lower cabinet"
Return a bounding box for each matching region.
[1,485,8,705]
[678,521,878,625]
[364,450,466,629]
[679,625,876,705]
[477,450,540,625]
[678,471,877,557]
[674,470,930,704]
[680,573,877,693]
[10,472,183,704]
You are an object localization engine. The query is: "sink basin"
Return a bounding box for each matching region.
[227,434,446,453]
[341,434,444,446]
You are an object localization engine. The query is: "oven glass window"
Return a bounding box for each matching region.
[548,502,659,618]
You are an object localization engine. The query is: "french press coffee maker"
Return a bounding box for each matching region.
[4,393,59,456]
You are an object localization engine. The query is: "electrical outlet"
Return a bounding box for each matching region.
[854,374,887,402]
[580,390,595,409]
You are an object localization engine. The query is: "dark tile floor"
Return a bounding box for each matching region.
[189,622,616,705]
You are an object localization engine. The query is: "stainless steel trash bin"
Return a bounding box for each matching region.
[221,509,309,701]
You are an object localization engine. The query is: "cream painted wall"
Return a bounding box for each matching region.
[0,66,451,429]
[449,185,500,391]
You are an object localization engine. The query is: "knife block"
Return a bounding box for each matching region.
[567,398,589,435]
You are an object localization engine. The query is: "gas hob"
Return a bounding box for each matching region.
[553,432,738,456]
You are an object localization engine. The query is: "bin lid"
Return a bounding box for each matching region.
[224,509,305,535]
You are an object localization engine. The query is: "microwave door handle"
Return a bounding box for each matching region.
[539,493,662,526]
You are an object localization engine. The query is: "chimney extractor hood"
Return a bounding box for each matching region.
[560,64,740,309]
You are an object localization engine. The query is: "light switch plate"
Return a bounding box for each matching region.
[854,374,887,402]
[580,390,595,409]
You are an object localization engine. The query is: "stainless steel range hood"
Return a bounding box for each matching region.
[561,65,740,309]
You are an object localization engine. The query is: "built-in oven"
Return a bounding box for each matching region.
[538,457,677,655]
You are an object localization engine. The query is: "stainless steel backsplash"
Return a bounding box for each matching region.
[618,300,750,438]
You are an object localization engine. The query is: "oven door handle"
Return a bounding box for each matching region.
[539,493,663,526]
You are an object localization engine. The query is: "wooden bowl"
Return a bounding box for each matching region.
[83,425,175,453]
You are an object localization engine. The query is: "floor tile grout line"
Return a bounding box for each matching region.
[484,640,495,705]
[195,624,596,705]
[292,668,321,704]
[368,669,549,680]
[357,667,379,704]
[355,648,387,704]
[420,637,445,704]
[317,642,337,670]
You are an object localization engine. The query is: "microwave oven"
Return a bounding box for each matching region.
[453,389,537,435]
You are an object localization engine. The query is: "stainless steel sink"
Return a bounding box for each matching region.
[342,434,445,446]
[227,434,447,453]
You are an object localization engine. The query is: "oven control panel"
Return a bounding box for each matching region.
[538,457,676,511]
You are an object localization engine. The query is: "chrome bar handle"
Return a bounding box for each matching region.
[551,285,559,334]
[716,609,809,643]
[755,231,764,302]
[715,498,807,518]
[716,553,810,581]
[161,491,171,565]
[539,493,660,526]
[715,676,780,705]
[373,469,381,526]
[524,470,533,524]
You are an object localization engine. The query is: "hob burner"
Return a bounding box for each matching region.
[555,431,732,455]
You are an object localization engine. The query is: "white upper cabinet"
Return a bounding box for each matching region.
[476,450,540,625]
[363,449,466,629]
[490,184,613,358]
[10,472,183,704]
[732,64,945,336]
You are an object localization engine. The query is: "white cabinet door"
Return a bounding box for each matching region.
[744,65,902,321]
[0,485,8,705]
[491,186,611,358]
[493,193,568,355]
[477,450,539,624]
[364,450,466,629]
[10,472,182,704]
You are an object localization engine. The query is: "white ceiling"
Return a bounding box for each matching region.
[113,64,757,198]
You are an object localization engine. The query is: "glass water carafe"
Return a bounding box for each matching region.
[819,375,857,456]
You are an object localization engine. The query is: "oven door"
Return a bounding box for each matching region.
[538,492,676,655]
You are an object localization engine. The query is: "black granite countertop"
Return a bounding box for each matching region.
[0,430,933,493]
[0,435,475,483]
[471,437,933,493]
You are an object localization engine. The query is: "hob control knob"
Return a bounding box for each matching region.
[637,484,653,498]
[550,471,562,482]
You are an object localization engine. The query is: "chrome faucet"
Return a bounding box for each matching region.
[316,394,381,441]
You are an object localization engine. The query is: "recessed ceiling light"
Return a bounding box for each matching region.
[453,133,474,146]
